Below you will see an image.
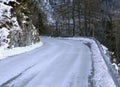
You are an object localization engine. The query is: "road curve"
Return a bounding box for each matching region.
[0,36,92,87]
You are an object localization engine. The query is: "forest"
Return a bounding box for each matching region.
[27,0,120,64]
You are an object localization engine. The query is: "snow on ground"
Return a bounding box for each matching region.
[0,36,116,87]
[0,41,43,60]
[101,45,108,54]
[66,37,116,87]
[0,36,92,87]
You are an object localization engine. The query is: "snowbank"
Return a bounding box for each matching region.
[101,45,108,54]
[0,41,43,60]
[66,37,116,87]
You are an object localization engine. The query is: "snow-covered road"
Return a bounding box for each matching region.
[0,36,93,87]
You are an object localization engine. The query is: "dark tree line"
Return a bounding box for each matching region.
[29,0,120,64]
[48,0,120,64]
[49,0,102,37]
[101,0,120,63]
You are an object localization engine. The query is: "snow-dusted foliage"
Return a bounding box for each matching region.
[35,0,55,24]
[0,0,40,49]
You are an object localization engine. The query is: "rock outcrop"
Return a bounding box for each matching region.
[0,0,40,49]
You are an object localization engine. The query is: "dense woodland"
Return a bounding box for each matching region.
[28,0,120,64]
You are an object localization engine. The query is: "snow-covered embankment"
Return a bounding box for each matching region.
[67,37,116,87]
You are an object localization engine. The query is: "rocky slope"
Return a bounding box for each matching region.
[0,0,40,49]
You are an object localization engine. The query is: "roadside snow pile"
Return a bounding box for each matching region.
[66,37,116,87]
[101,45,108,54]
[112,63,119,73]
[0,41,43,60]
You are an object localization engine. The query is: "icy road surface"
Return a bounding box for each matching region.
[0,37,93,87]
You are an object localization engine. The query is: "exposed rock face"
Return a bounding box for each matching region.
[0,0,40,49]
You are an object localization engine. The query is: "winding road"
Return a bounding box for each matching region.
[0,36,93,87]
